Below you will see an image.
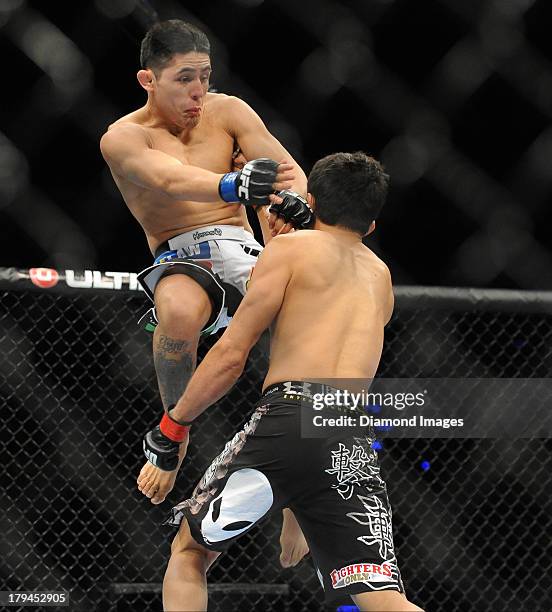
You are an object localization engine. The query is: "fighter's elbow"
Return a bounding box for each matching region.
[226,348,249,374]
[215,340,248,374]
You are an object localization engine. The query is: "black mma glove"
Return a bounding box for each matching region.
[269,190,314,230]
[143,426,179,471]
[143,410,191,471]
[219,158,278,207]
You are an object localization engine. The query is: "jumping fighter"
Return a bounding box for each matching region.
[100,19,312,565]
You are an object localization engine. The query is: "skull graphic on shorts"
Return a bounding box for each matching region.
[201,468,274,544]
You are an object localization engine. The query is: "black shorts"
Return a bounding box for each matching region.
[165,381,405,599]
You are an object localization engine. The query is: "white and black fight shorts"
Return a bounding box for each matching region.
[165,381,406,601]
[137,225,262,336]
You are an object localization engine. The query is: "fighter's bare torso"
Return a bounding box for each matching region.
[264,230,394,386]
[106,93,249,254]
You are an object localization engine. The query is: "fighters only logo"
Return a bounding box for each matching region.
[330,562,393,589]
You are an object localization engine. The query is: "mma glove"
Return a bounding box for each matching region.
[269,190,314,230]
[218,158,279,207]
[143,410,191,472]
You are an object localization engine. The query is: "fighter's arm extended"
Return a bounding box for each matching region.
[100,123,294,203]
[141,234,293,474]
[172,235,293,423]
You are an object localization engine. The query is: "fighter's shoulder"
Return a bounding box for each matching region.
[259,232,306,260]
[364,247,392,285]
[203,92,236,114]
[276,230,321,244]
[363,249,393,322]
[209,93,258,122]
[263,230,319,261]
[207,92,248,109]
[100,120,151,158]
[277,229,337,250]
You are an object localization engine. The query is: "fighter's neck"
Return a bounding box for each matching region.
[313,220,364,243]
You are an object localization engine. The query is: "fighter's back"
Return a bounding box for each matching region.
[265,229,393,387]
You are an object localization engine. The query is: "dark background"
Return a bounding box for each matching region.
[2,0,552,289]
[2,3,552,612]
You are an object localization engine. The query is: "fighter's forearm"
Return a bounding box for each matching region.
[170,341,248,423]
[163,166,224,202]
[289,164,307,198]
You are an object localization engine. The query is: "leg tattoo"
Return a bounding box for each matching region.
[138,328,201,505]
[154,333,196,410]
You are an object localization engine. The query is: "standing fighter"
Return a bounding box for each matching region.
[100,20,311,506]
[142,152,424,611]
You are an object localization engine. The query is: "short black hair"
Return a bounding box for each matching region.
[308,152,389,235]
[140,20,210,74]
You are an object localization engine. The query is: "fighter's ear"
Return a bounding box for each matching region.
[137,69,155,92]
[307,193,316,212]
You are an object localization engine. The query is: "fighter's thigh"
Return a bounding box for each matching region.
[215,238,259,295]
[170,518,221,571]
[154,273,212,331]
[352,590,424,611]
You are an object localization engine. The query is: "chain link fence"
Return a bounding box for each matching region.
[1,270,551,612]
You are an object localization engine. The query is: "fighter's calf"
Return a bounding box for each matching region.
[153,274,212,410]
[163,520,220,612]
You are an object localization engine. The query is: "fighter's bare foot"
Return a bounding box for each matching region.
[280,508,310,568]
[137,439,188,505]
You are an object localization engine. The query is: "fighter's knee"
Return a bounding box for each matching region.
[169,529,217,572]
[155,278,212,332]
[156,301,206,333]
[170,539,206,563]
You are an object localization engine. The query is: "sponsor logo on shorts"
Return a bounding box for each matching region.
[192,228,222,241]
[330,562,393,589]
[181,243,213,267]
[282,381,313,399]
[29,267,59,289]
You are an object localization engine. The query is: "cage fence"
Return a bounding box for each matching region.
[1,269,551,612]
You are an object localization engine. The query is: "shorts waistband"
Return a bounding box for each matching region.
[155,225,249,258]
[261,381,343,402]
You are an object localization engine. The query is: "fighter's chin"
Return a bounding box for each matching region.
[179,113,201,128]
[176,116,199,130]
[187,115,201,126]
